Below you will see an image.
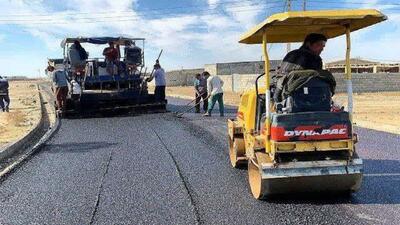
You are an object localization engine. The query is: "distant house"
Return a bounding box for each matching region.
[325,58,400,73]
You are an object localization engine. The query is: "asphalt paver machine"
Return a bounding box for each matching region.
[227,9,387,199]
[59,37,166,116]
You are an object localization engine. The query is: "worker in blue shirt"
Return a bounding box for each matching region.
[48,65,69,116]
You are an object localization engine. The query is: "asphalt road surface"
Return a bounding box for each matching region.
[0,97,398,225]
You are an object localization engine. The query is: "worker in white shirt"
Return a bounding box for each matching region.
[203,71,224,117]
[152,61,166,102]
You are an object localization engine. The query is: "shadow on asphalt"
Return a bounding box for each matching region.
[43,142,118,153]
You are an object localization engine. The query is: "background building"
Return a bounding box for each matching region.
[325,58,400,73]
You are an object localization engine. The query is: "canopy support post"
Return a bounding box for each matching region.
[345,25,353,120]
[262,31,271,146]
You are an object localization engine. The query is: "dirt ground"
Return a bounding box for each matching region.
[166,86,400,134]
[333,92,400,134]
[0,81,41,147]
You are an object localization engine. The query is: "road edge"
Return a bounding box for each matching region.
[0,87,61,180]
[0,85,45,162]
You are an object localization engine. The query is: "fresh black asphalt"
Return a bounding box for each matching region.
[0,97,398,225]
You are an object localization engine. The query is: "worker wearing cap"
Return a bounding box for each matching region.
[203,71,224,117]
[0,75,10,112]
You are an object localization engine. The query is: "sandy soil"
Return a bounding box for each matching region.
[166,86,400,134]
[333,92,400,134]
[0,81,41,147]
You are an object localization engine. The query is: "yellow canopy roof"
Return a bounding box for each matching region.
[239,9,387,44]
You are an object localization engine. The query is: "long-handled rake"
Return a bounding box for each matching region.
[173,97,198,115]
[174,94,210,118]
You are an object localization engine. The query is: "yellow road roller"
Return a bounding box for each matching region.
[227,9,387,199]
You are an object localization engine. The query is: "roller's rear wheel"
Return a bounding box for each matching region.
[229,138,246,168]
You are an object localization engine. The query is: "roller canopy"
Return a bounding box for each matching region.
[239,9,387,44]
[61,37,145,48]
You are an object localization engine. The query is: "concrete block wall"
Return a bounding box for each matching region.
[216,73,400,93]
[159,68,400,94]
[204,61,281,76]
[149,68,204,87]
[334,73,400,93]
[166,69,204,86]
[232,74,265,92]
[219,74,265,93]
[217,62,264,75]
[204,64,217,75]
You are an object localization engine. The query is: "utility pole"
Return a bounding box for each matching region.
[286,0,291,53]
[303,0,306,11]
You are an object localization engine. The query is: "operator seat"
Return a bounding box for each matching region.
[278,70,335,113]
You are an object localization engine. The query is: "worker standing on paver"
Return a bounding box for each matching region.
[203,71,224,117]
[0,75,10,112]
[103,41,120,76]
[153,61,166,102]
[68,40,88,75]
[194,73,208,113]
[48,65,69,117]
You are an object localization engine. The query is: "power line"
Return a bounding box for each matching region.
[0,4,286,25]
[286,0,400,12]
[0,0,249,17]
[264,0,289,55]
[7,0,397,21]
[0,2,265,22]
[308,0,400,6]
[0,0,284,18]
[306,5,400,11]
[281,0,400,11]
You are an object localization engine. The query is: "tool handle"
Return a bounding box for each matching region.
[147,49,164,81]
[174,97,198,114]
[177,95,211,116]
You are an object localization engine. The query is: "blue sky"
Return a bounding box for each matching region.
[0,0,399,77]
